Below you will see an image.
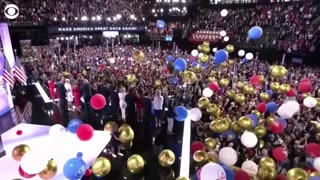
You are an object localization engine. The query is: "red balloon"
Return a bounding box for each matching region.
[286,88,295,97]
[300,78,311,84]
[163,66,170,74]
[250,75,260,86]
[191,141,205,155]
[268,121,284,134]
[85,169,92,176]
[256,102,267,113]
[272,147,288,161]
[235,169,250,180]
[18,166,36,178]
[276,174,286,180]
[305,143,320,157]
[77,124,94,141]
[209,82,219,91]
[298,82,312,93]
[90,94,106,110]
[16,130,23,135]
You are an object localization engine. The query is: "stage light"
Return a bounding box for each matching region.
[169,9,172,12]
[62,17,66,21]
[183,7,186,10]
[113,17,117,21]
[61,37,64,40]
[56,37,59,40]
[96,15,101,21]
[89,36,93,39]
[66,37,69,40]
[130,14,135,19]
[91,16,96,21]
[81,16,88,21]
[116,14,122,19]
[160,8,163,12]
[53,17,57,21]
[142,17,145,21]
[107,17,111,21]
[154,14,158,17]
[75,17,78,20]
[152,9,155,13]
[181,0,186,3]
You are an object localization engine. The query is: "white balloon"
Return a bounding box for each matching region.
[219,30,227,37]
[278,99,300,119]
[238,50,245,57]
[212,47,218,53]
[49,124,67,137]
[200,162,227,180]
[198,53,204,58]
[223,36,229,42]
[241,131,258,148]
[21,149,50,174]
[109,58,115,64]
[218,147,238,166]
[189,108,202,121]
[191,49,199,57]
[303,96,317,108]
[245,52,254,60]
[241,160,258,176]
[220,9,228,17]
[202,87,213,98]
[313,157,320,172]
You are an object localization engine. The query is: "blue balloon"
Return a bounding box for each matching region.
[221,130,236,140]
[248,26,263,40]
[68,119,83,134]
[167,55,174,63]
[221,165,235,180]
[200,63,208,68]
[277,117,287,128]
[174,106,188,121]
[171,77,179,85]
[266,102,278,113]
[241,58,249,64]
[247,114,258,127]
[156,20,166,29]
[173,58,187,72]
[309,177,320,180]
[191,61,198,67]
[214,50,228,65]
[63,152,87,180]
[266,90,273,97]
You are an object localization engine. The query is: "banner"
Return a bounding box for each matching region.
[48,25,146,33]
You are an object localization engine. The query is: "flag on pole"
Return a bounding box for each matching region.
[13,56,27,85]
[2,55,15,89]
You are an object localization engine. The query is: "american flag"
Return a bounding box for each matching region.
[2,55,15,89]
[13,56,27,86]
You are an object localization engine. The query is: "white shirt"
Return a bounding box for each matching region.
[153,95,164,110]
[118,92,127,106]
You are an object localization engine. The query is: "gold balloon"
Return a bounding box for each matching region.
[91,157,111,177]
[226,90,235,99]
[154,79,162,88]
[198,97,210,109]
[228,60,234,65]
[270,82,280,92]
[183,71,197,84]
[259,157,276,169]
[259,75,265,83]
[303,93,311,98]
[208,76,217,82]
[133,50,145,61]
[206,103,218,115]
[39,159,58,179]
[118,127,135,144]
[176,177,190,180]
[203,41,210,47]
[257,166,276,180]
[219,78,230,88]
[208,153,218,163]
[194,65,202,73]
[226,44,234,53]
[202,46,211,54]
[122,141,133,150]
[254,125,267,138]
[104,121,118,134]
[204,138,217,151]
[279,84,290,94]
[127,154,145,174]
[210,119,230,133]
[197,45,203,52]
[158,149,175,167]
[271,66,288,79]
[236,82,245,90]
[266,116,275,124]
[251,110,261,118]
[259,92,270,101]
[234,93,246,104]
[127,74,137,83]
[210,70,217,77]
[231,122,242,133]
[213,108,223,117]
[287,168,308,180]
[238,116,253,129]
[310,171,320,177]
[12,144,30,161]
[220,62,228,68]
[118,124,131,132]
[193,150,209,167]
[199,54,209,63]
[243,85,255,95]
[258,140,265,149]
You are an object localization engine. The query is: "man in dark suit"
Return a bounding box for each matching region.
[125,88,137,125]
[98,80,110,118]
[56,77,68,122]
[142,92,152,122]
[80,79,92,121]
[109,85,119,120]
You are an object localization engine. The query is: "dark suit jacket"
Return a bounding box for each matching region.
[56,82,66,99]
[110,90,119,108]
[80,83,92,101]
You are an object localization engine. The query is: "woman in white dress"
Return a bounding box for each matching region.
[118,87,127,121]
[64,79,73,110]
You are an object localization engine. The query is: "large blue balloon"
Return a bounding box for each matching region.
[171,77,179,85]
[247,114,258,127]
[248,26,263,40]
[221,165,235,180]
[214,50,228,65]
[174,106,188,121]
[68,119,83,134]
[63,152,87,180]
[241,58,249,64]
[156,20,166,29]
[266,102,278,113]
[173,58,187,72]
[266,90,273,97]
[167,55,174,63]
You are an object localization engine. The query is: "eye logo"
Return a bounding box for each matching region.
[4,4,19,19]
